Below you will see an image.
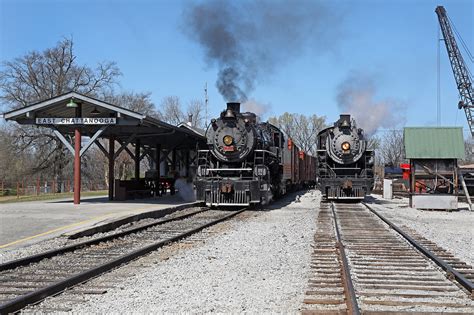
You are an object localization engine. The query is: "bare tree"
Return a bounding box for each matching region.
[269,112,296,140]
[160,96,184,125]
[380,130,405,167]
[104,91,159,119]
[0,124,35,183]
[366,136,380,151]
[0,37,121,181]
[462,139,474,164]
[0,37,120,110]
[186,99,206,129]
[269,112,326,155]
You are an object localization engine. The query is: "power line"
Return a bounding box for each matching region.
[448,15,474,63]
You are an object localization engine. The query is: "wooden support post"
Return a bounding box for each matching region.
[135,139,140,181]
[460,173,472,211]
[155,144,161,196]
[17,182,19,199]
[185,150,190,177]
[171,149,177,195]
[36,177,40,196]
[74,128,81,204]
[171,149,177,174]
[410,161,413,193]
[73,104,82,204]
[108,136,115,201]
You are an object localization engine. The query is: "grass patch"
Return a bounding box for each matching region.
[0,190,108,204]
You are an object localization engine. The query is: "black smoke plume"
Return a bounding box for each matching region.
[183,0,338,101]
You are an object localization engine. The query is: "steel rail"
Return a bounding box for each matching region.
[0,209,246,314]
[0,207,208,272]
[363,202,474,296]
[330,202,360,315]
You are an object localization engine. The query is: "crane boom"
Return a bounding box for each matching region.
[435,6,474,136]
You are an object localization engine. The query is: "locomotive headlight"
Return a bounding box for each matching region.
[341,142,350,151]
[223,135,233,145]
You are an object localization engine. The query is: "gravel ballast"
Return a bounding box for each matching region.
[0,207,204,264]
[369,195,474,265]
[70,190,320,313]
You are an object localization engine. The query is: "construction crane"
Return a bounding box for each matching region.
[435,6,474,136]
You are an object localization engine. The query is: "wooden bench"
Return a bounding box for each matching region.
[115,179,152,201]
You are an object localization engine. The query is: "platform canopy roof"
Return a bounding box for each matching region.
[1,91,205,150]
[404,127,465,159]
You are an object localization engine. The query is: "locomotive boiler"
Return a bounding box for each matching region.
[317,114,374,200]
[195,102,315,207]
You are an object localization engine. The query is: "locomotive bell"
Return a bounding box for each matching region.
[224,109,235,118]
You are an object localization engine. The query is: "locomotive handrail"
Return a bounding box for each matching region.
[207,168,253,171]
[254,149,277,157]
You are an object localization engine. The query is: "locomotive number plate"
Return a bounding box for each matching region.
[223,146,235,152]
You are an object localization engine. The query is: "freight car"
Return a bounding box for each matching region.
[317,114,374,200]
[195,102,316,207]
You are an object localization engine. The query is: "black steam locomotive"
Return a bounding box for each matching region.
[317,114,374,200]
[195,102,316,206]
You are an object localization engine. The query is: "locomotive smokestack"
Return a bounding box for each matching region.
[226,102,240,114]
[338,114,351,128]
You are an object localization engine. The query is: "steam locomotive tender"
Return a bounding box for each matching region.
[195,102,315,206]
[317,114,374,200]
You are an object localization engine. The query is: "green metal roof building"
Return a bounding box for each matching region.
[404,127,465,159]
[403,127,465,210]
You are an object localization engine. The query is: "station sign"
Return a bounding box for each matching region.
[35,117,117,125]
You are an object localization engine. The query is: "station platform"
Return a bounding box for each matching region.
[0,195,196,251]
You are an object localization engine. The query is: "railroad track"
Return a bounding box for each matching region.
[303,202,474,314]
[302,202,356,314]
[0,207,245,314]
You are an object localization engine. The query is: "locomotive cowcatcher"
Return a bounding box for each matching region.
[195,102,315,207]
[317,114,374,200]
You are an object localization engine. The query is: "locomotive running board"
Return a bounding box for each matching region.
[206,203,255,206]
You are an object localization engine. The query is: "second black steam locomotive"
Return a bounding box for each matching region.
[317,114,374,200]
[195,102,316,206]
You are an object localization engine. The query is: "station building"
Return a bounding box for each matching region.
[1,91,206,204]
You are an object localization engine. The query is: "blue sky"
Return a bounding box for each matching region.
[1,0,473,136]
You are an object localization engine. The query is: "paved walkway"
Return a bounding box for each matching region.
[0,195,193,250]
